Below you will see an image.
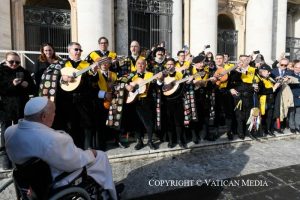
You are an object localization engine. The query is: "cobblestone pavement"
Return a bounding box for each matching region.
[1,131,300,199]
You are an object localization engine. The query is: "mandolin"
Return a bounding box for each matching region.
[60,56,126,91]
[60,57,110,91]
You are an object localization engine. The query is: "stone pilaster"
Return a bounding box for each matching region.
[11,0,26,50]
[172,0,183,57]
[0,0,12,50]
[183,0,190,49]
[76,0,114,57]
[190,0,218,55]
[116,0,128,56]
[272,0,288,60]
[246,0,273,64]
[68,0,78,42]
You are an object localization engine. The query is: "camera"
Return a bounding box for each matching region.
[204,45,210,49]
[253,50,260,54]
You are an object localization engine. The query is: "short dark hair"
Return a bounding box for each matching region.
[177,50,185,56]
[98,37,109,44]
[215,53,224,58]
[165,57,176,64]
[68,42,81,48]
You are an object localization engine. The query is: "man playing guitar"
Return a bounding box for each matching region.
[125,58,159,150]
[162,58,187,148]
[56,42,100,149]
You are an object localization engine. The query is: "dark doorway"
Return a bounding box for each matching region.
[217,14,237,61]
[128,0,173,53]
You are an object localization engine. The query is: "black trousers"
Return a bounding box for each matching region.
[215,89,234,131]
[134,98,154,142]
[165,98,185,143]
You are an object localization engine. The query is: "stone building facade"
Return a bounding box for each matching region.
[0,0,300,64]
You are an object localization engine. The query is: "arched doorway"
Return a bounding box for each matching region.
[217,14,237,61]
[24,0,71,71]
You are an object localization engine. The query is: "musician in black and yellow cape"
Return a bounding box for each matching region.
[213,54,235,141]
[161,57,187,149]
[53,42,100,149]
[227,55,260,140]
[125,57,158,150]
[257,64,280,137]
[85,36,118,72]
[190,55,213,143]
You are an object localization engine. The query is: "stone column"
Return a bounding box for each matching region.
[11,0,26,50]
[246,0,273,63]
[183,0,190,48]
[190,0,218,55]
[272,0,288,60]
[0,0,12,51]
[116,0,128,56]
[76,0,114,57]
[68,0,78,42]
[294,6,300,38]
[172,0,183,57]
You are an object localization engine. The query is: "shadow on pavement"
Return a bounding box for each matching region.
[118,142,251,199]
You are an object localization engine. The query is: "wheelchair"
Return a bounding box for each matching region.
[12,158,111,200]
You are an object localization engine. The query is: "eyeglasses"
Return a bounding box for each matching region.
[7,60,20,65]
[73,48,83,52]
[99,42,108,45]
[280,64,288,67]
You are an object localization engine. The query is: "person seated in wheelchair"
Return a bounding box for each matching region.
[4,97,119,199]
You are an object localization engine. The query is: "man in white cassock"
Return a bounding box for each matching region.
[4,97,117,200]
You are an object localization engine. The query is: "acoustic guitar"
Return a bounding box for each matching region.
[162,71,204,96]
[213,63,238,85]
[126,71,165,103]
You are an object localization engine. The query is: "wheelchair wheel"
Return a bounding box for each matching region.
[49,186,91,200]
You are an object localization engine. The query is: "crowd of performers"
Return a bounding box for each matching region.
[1,37,300,152]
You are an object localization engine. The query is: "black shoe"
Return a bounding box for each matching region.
[267,130,276,137]
[148,142,157,150]
[274,128,283,134]
[290,129,296,134]
[248,133,259,140]
[134,141,144,150]
[238,134,245,140]
[168,142,174,148]
[193,140,199,144]
[227,132,234,140]
[178,142,188,149]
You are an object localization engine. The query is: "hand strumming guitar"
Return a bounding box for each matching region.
[125,84,134,92]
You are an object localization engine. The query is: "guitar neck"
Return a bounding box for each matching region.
[74,64,95,77]
[177,71,203,84]
[74,58,110,77]
[139,72,161,87]
[220,64,238,76]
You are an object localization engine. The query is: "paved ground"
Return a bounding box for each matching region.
[133,164,300,200]
[1,130,300,199]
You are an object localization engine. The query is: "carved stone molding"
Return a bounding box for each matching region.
[219,0,246,26]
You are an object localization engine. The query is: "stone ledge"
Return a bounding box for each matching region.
[108,132,300,162]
